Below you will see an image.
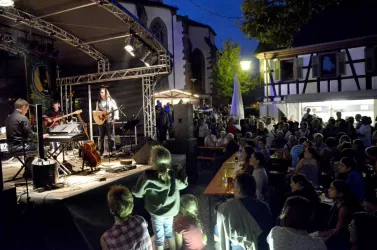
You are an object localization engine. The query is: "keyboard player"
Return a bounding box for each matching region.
[5,99,49,178]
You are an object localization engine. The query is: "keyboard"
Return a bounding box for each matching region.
[46,133,87,143]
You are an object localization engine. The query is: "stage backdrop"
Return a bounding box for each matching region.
[25,54,57,123]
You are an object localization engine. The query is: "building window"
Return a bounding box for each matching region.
[150,18,168,48]
[191,48,205,94]
[320,53,337,77]
[281,60,294,81]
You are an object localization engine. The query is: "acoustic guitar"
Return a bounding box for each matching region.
[77,114,102,170]
[44,110,82,128]
[93,105,123,126]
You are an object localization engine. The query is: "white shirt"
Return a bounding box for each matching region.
[204,134,217,147]
[267,226,326,250]
[198,124,208,138]
[358,124,372,147]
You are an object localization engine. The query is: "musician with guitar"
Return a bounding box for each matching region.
[43,100,64,152]
[96,88,119,156]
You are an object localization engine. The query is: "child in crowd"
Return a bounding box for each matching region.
[173,194,207,250]
[133,146,188,250]
[101,186,152,250]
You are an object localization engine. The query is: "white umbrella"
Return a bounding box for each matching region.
[230,74,244,122]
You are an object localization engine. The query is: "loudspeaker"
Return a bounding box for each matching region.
[132,140,160,164]
[173,104,193,140]
[32,158,58,189]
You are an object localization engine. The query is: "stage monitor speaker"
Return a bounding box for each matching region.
[173,104,193,140]
[32,158,58,189]
[132,140,160,164]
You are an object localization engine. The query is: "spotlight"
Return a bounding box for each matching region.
[0,0,14,7]
[124,36,135,57]
[141,51,157,67]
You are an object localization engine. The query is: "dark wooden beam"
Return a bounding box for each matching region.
[345,48,361,90]
[302,53,313,94]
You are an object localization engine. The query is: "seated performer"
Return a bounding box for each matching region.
[5,98,48,178]
[42,100,63,151]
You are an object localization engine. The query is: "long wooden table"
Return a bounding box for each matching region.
[203,153,240,240]
[204,153,240,196]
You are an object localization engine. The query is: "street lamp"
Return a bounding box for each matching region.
[240,60,252,71]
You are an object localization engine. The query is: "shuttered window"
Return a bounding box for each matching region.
[336,51,346,76]
[312,55,320,78]
[274,60,281,82]
[294,57,304,79]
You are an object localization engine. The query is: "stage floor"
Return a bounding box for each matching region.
[2,150,151,204]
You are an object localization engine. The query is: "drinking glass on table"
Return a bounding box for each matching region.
[226,168,235,192]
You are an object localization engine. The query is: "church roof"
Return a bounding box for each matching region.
[119,0,178,12]
[178,15,216,35]
[254,0,377,55]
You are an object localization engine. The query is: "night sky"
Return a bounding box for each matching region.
[164,0,259,71]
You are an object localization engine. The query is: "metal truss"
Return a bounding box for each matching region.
[142,76,157,139]
[57,64,170,86]
[97,0,169,55]
[0,6,110,71]
[0,42,26,55]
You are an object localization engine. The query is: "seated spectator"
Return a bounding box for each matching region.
[275,121,284,135]
[352,139,366,170]
[250,152,269,202]
[101,186,152,250]
[174,194,206,250]
[282,123,292,140]
[348,212,377,250]
[272,131,287,148]
[298,121,311,139]
[358,116,372,147]
[216,131,227,147]
[363,193,377,216]
[313,133,326,154]
[245,132,252,140]
[321,180,362,238]
[227,117,237,135]
[224,133,239,159]
[291,137,307,169]
[256,138,270,162]
[288,174,319,205]
[280,135,296,160]
[312,119,323,135]
[204,129,217,147]
[216,173,273,250]
[256,121,269,137]
[338,135,351,147]
[239,146,256,175]
[267,196,326,250]
[338,157,365,201]
[296,147,320,186]
[320,137,339,173]
[323,118,338,139]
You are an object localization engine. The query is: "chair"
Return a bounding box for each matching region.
[3,150,38,180]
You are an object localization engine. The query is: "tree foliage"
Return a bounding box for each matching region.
[213,40,255,98]
[241,0,343,49]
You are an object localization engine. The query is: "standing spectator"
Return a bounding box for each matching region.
[101,186,152,250]
[267,196,326,250]
[227,117,237,135]
[323,118,338,139]
[157,107,169,142]
[302,108,311,121]
[198,119,208,146]
[256,121,269,137]
[358,116,372,147]
[355,114,362,130]
[174,194,206,250]
[311,119,323,135]
[335,111,345,127]
[216,173,273,250]
[132,146,188,250]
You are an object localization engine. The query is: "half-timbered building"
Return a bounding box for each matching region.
[256,0,377,121]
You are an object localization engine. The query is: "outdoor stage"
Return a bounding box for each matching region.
[2,154,152,250]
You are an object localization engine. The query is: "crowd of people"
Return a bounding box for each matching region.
[99,107,377,250]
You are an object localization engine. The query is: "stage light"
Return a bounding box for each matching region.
[124,36,135,57]
[0,0,14,7]
[141,51,157,67]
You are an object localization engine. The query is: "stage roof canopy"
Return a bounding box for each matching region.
[0,0,169,74]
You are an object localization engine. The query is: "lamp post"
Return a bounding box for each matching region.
[240,60,252,71]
